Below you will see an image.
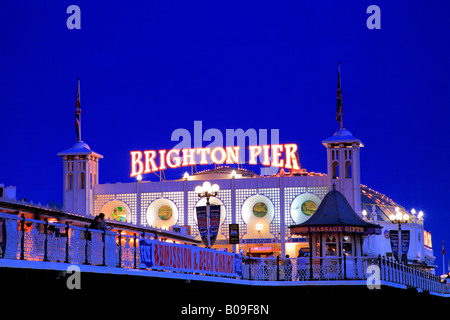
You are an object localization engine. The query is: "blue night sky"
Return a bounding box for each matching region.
[1,1,450,273]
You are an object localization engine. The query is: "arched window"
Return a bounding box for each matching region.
[332,162,339,179]
[79,172,85,189]
[345,161,352,179]
[67,173,73,190]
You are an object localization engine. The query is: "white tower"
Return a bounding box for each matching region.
[322,128,363,215]
[58,141,103,216]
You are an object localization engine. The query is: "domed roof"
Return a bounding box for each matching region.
[322,128,364,147]
[185,166,260,180]
[360,185,407,222]
[57,140,103,158]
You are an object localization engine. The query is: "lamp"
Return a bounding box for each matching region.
[255,223,263,232]
[418,211,424,220]
[389,207,409,264]
[196,181,220,248]
[137,174,142,182]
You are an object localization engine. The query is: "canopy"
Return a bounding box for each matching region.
[290,188,382,235]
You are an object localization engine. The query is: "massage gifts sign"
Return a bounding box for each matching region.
[139,239,243,277]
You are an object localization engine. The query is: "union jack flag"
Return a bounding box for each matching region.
[336,64,343,129]
[75,79,81,142]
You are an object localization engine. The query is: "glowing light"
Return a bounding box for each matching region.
[418,211,424,219]
[255,223,264,232]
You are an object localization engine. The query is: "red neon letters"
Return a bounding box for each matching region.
[130,144,300,177]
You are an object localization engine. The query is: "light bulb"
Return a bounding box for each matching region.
[195,186,202,194]
[202,181,212,193]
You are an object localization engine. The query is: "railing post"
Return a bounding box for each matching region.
[134,233,137,269]
[20,214,26,260]
[343,255,347,280]
[276,256,280,281]
[377,255,382,281]
[65,223,70,263]
[102,229,106,266]
[43,218,49,262]
[118,233,122,268]
[84,226,89,265]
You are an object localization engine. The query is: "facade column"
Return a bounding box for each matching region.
[231,177,236,253]
[280,176,286,258]
[136,181,141,226]
[184,180,189,227]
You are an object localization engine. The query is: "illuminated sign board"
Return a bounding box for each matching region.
[424,230,432,248]
[139,239,243,277]
[130,144,300,177]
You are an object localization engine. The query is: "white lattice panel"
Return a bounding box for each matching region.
[217,189,231,238]
[117,193,137,224]
[259,188,280,240]
[236,188,256,237]
[94,194,115,216]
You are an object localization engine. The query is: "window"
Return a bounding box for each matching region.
[325,233,337,256]
[252,202,268,218]
[332,162,339,179]
[158,205,173,221]
[67,173,73,190]
[342,234,353,256]
[79,172,85,189]
[315,236,322,257]
[301,200,317,216]
[345,161,352,179]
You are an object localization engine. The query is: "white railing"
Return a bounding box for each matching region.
[241,255,449,294]
[0,212,141,268]
[0,212,448,295]
[242,256,370,281]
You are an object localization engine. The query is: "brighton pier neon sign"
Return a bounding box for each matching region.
[130,144,300,177]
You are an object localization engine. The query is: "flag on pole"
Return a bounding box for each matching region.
[336,63,343,130]
[443,241,446,275]
[75,79,81,142]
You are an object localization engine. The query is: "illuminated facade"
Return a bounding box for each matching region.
[58,128,436,270]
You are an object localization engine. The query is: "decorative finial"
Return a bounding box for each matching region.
[332,183,336,191]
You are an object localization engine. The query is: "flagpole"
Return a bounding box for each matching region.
[75,78,81,142]
[443,241,445,276]
[337,63,343,130]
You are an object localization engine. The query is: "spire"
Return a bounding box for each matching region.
[75,79,81,142]
[336,63,343,130]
